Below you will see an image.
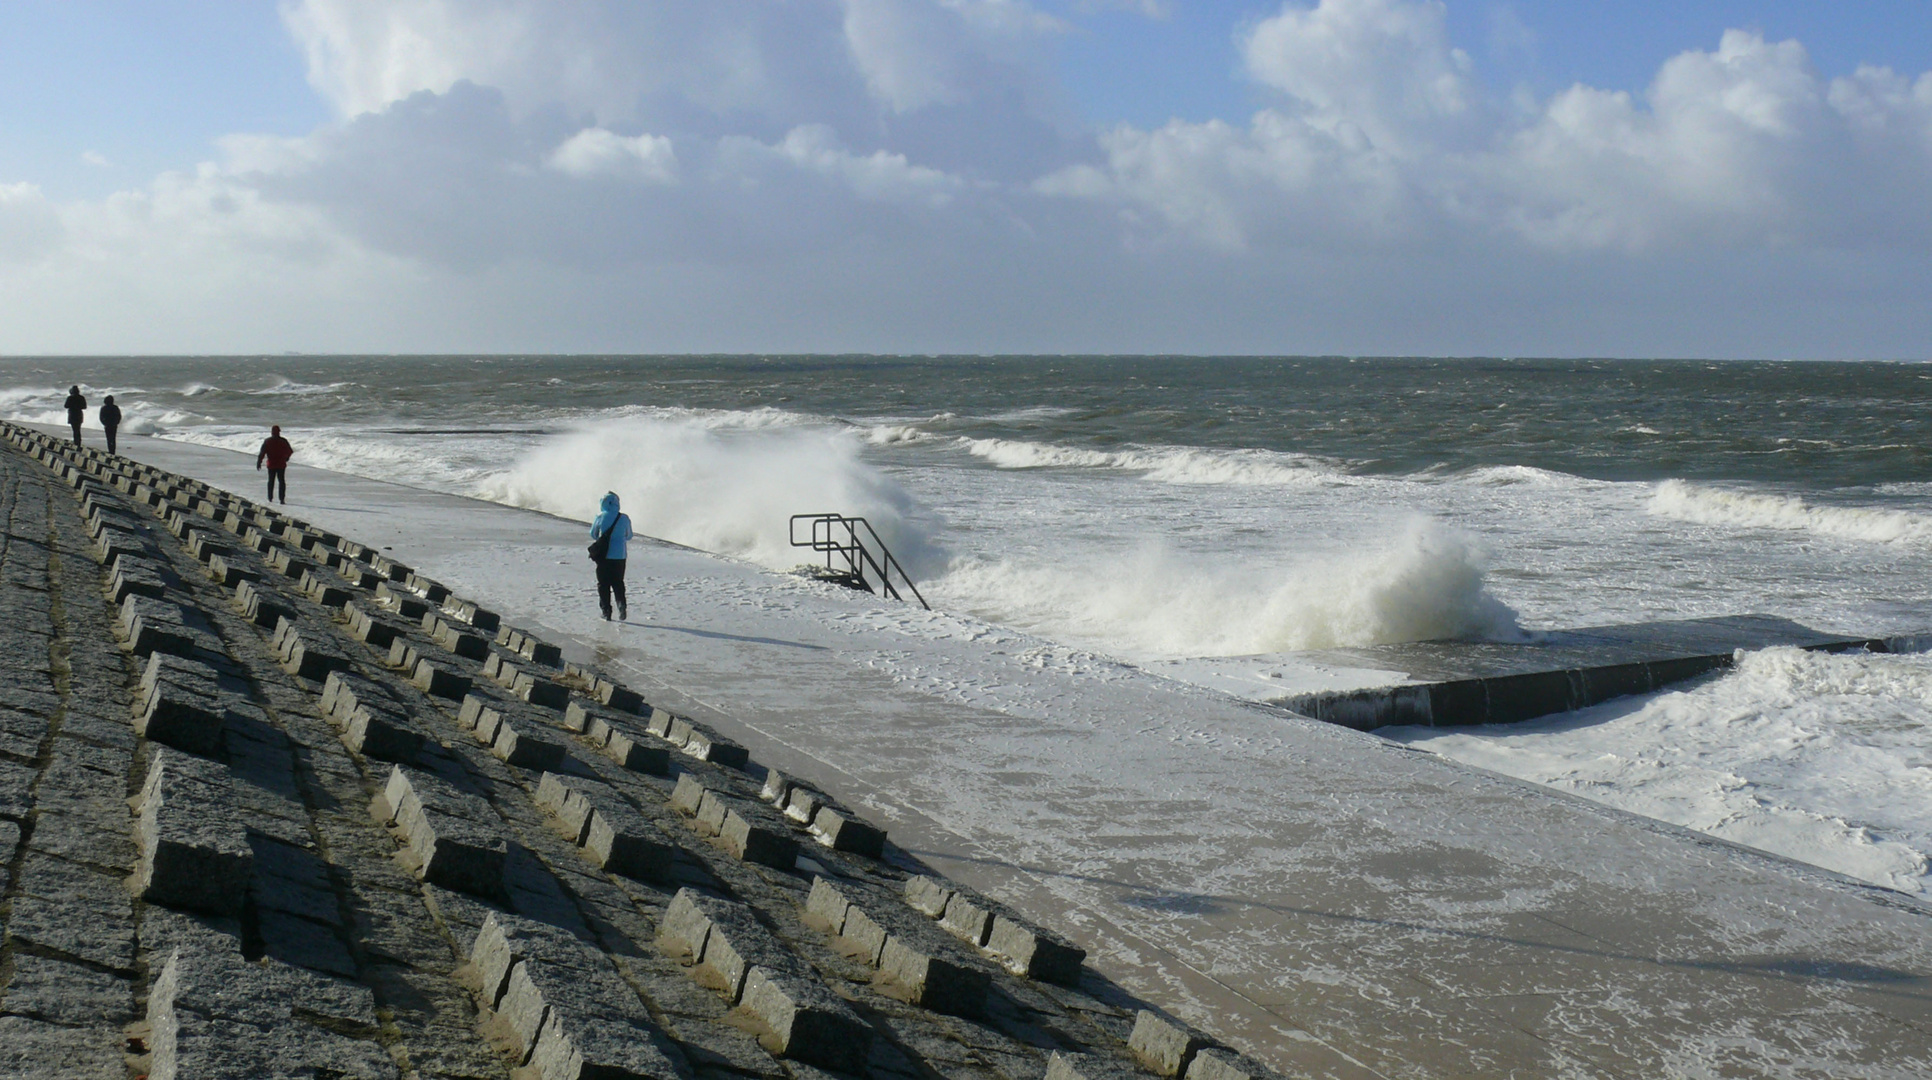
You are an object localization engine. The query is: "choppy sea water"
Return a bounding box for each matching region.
[7,355,1932,891]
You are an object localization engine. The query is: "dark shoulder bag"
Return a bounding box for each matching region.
[588,522,611,562]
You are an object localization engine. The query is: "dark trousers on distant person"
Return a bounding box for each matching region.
[596,558,626,619]
[104,426,118,455]
[266,467,286,503]
[69,422,81,446]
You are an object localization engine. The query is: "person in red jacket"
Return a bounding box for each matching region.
[256,425,294,503]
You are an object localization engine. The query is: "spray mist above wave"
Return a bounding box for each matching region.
[1649,479,1932,544]
[481,417,946,576]
[960,437,1348,487]
[929,519,1523,660]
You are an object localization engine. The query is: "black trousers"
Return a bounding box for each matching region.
[266,468,286,502]
[596,558,627,614]
[104,425,117,455]
[69,421,81,445]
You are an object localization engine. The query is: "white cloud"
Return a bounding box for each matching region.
[1243,0,1478,150]
[546,128,678,182]
[2,0,1931,358]
[754,124,966,205]
[80,151,111,168]
[1050,2,1932,256]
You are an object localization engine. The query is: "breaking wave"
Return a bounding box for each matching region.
[960,437,1347,487]
[480,416,946,576]
[1649,480,1932,544]
[930,519,1523,659]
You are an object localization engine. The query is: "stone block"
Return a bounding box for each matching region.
[803,877,853,935]
[939,894,995,948]
[758,770,794,806]
[578,790,672,880]
[146,949,394,1080]
[456,693,494,733]
[412,659,472,700]
[1184,1049,1279,1080]
[740,965,872,1072]
[683,727,750,770]
[268,547,312,579]
[134,751,252,915]
[343,704,425,763]
[469,911,599,1009]
[1048,1052,1148,1080]
[809,807,886,858]
[877,937,990,1017]
[379,766,506,897]
[698,915,798,1005]
[531,1007,684,1080]
[642,707,678,740]
[657,889,717,963]
[375,582,428,619]
[1130,1011,1210,1077]
[343,602,403,645]
[596,682,645,713]
[282,634,350,682]
[321,669,388,723]
[491,719,569,770]
[206,554,257,590]
[471,704,509,746]
[515,671,570,710]
[669,773,708,816]
[693,790,731,837]
[985,915,1086,987]
[185,530,227,563]
[484,652,519,686]
[719,804,800,870]
[235,579,293,629]
[124,595,219,659]
[561,699,598,733]
[519,639,563,668]
[134,654,226,756]
[386,639,420,671]
[784,787,825,823]
[905,874,956,919]
[107,555,168,604]
[599,724,670,775]
[837,905,893,966]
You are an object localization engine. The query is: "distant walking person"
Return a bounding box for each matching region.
[63,386,86,445]
[256,425,294,503]
[589,492,633,621]
[99,395,122,455]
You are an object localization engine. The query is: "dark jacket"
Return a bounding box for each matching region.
[99,402,122,428]
[258,436,294,470]
[64,392,86,420]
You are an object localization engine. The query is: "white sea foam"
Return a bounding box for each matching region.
[929,519,1523,660]
[1649,479,1932,544]
[479,416,946,575]
[1389,646,1932,894]
[246,377,351,396]
[961,437,1344,487]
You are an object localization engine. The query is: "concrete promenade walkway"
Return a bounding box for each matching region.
[115,430,1932,1079]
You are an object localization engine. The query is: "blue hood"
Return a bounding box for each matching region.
[591,493,631,559]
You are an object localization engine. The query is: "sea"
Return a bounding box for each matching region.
[7,354,1932,892]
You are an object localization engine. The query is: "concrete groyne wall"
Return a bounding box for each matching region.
[1276,614,1910,730]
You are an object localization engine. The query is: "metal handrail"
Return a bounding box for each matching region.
[789,513,929,610]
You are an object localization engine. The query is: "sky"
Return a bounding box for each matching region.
[1,0,1930,358]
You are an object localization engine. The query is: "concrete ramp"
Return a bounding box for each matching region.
[1276,614,1913,730]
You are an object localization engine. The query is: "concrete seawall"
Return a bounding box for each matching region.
[1275,614,1913,730]
[25,424,1932,1080]
[0,423,1226,1080]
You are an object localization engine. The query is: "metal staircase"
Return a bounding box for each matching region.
[789,513,929,609]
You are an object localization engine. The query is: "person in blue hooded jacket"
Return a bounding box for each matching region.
[589,492,633,621]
